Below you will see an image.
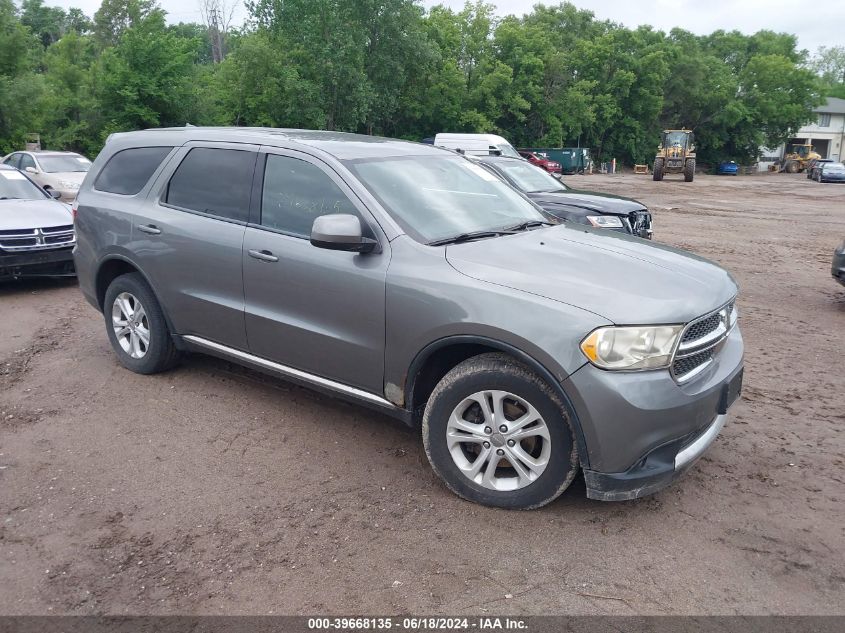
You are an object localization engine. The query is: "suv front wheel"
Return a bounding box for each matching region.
[422,353,579,509]
[103,272,179,374]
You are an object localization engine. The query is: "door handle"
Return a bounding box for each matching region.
[137,224,161,235]
[248,249,279,263]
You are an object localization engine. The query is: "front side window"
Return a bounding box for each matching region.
[493,160,568,194]
[166,148,256,222]
[95,146,174,195]
[261,154,362,238]
[19,154,36,171]
[347,155,548,243]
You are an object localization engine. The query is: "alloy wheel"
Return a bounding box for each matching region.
[446,390,551,491]
[111,292,150,359]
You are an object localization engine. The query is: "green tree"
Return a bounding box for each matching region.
[20,0,68,47]
[93,10,196,138]
[93,0,159,47]
[0,0,45,153]
[810,46,845,98]
[40,31,99,153]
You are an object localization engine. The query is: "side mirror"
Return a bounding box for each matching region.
[25,166,38,174]
[310,214,378,254]
[47,188,61,199]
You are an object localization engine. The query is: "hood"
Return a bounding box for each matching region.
[445,224,737,325]
[528,189,646,216]
[0,199,73,231]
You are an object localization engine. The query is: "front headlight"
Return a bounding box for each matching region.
[586,215,623,228]
[580,325,683,370]
[59,180,80,190]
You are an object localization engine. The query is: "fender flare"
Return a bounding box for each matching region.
[405,335,591,469]
[95,254,182,348]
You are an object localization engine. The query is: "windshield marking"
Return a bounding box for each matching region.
[422,188,498,197]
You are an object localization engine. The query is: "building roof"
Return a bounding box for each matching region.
[815,97,845,114]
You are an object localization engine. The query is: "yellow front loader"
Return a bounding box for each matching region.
[653,130,696,182]
[779,144,821,173]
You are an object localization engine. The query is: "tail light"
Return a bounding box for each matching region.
[71,199,79,222]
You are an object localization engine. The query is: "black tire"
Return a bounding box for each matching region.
[422,353,579,509]
[652,158,664,181]
[103,272,179,374]
[785,160,799,174]
[684,158,695,182]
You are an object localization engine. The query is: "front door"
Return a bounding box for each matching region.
[243,150,389,395]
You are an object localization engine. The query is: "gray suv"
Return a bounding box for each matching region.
[73,128,744,509]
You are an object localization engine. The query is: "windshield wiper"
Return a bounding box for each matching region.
[504,220,555,232]
[428,229,516,246]
[530,188,567,194]
[0,197,20,200]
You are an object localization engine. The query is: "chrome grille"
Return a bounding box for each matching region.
[0,225,75,252]
[672,301,736,383]
[673,348,715,377]
[681,313,721,345]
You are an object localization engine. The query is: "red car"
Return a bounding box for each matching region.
[518,150,562,174]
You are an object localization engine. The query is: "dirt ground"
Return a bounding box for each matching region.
[0,173,843,616]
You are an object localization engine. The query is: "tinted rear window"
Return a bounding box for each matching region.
[165,148,255,222]
[95,147,173,195]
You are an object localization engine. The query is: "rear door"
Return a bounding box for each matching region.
[135,142,259,350]
[242,149,389,394]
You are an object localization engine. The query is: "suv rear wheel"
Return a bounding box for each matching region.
[104,273,179,374]
[422,353,578,509]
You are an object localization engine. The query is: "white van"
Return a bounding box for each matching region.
[433,133,522,159]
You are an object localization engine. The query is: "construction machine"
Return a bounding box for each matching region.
[653,129,696,182]
[779,144,821,173]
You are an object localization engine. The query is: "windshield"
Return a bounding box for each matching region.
[493,160,568,193]
[663,132,689,148]
[0,170,49,200]
[823,163,845,172]
[496,144,521,159]
[347,155,548,243]
[37,154,91,173]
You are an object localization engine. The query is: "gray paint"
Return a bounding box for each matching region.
[74,127,744,486]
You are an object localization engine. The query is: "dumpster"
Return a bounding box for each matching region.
[523,147,591,174]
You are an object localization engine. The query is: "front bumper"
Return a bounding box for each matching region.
[563,325,744,500]
[583,409,733,501]
[0,247,75,280]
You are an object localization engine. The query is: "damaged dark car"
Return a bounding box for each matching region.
[472,155,653,239]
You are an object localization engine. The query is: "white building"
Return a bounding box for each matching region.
[782,97,845,162]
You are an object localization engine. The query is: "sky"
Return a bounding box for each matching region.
[43,0,845,53]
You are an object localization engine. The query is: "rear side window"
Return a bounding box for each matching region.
[95,147,173,195]
[3,154,21,168]
[165,148,255,222]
